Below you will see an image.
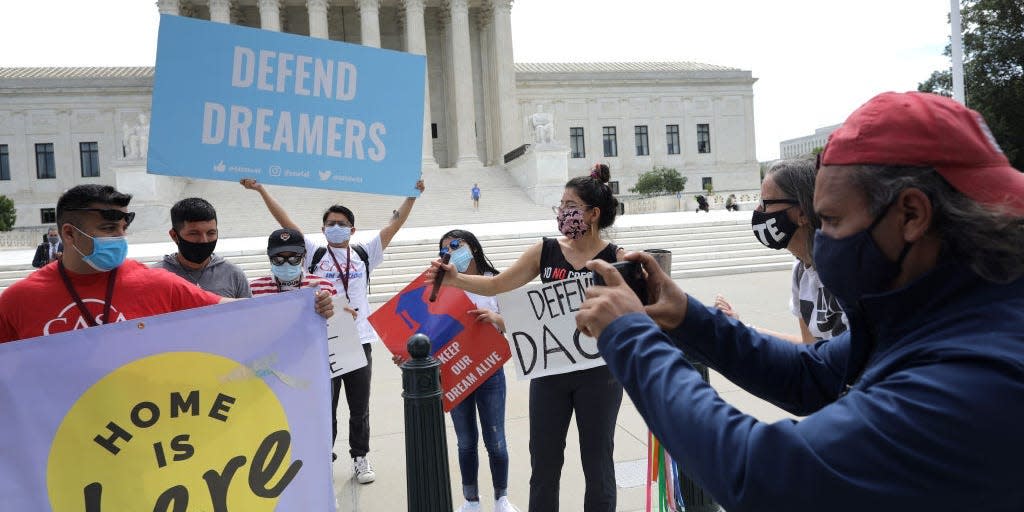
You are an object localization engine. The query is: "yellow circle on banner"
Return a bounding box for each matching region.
[47,352,296,511]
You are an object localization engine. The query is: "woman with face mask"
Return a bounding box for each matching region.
[715,158,848,343]
[395,229,520,512]
[427,164,624,512]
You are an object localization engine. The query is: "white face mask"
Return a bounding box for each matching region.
[324,224,351,244]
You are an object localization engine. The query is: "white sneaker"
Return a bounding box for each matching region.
[352,456,376,484]
[494,496,520,512]
[455,501,481,512]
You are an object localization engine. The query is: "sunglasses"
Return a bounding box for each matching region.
[439,238,464,257]
[270,255,304,266]
[65,208,135,226]
[756,199,799,212]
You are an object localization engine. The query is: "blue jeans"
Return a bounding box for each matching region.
[449,370,509,501]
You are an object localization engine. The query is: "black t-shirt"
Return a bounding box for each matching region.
[539,237,618,284]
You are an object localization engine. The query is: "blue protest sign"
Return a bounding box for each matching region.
[148,14,426,197]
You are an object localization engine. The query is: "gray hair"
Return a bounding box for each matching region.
[766,158,819,260]
[847,165,1024,283]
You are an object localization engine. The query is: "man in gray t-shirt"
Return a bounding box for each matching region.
[151,197,251,299]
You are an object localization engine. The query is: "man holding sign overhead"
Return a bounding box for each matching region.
[242,176,424,485]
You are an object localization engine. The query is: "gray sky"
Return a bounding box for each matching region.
[0,0,952,160]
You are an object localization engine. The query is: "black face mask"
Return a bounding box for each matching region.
[175,232,217,264]
[751,208,799,250]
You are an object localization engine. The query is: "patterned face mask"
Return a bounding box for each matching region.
[557,208,590,240]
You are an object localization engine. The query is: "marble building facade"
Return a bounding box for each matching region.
[0,0,760,230]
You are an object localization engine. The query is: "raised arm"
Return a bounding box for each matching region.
[428,240,544,296]
[240,178,301,232]
[379,179,425,250]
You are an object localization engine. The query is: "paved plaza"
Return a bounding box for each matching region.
[331,268,797,512]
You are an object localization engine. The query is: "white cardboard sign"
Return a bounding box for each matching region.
[326,297,367,377]
[497,277,605,380]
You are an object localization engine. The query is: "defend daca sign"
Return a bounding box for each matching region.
[497,276,606,379]
[0,291,334,511]
[148,14,426,197]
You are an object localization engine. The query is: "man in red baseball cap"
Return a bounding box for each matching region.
[572,91,1024,511]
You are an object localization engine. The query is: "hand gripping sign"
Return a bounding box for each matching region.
[497,276,606,380]
[369,271,511,411]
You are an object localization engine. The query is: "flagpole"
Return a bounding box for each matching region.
[950,0,966,103]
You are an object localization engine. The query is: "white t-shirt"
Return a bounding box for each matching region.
[304,235,384,344]
[466,273,502,333]
[789,260,849,341]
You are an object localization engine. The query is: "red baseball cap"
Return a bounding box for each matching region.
[821,91,1024,216]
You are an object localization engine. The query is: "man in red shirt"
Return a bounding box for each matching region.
[0,185,332,343]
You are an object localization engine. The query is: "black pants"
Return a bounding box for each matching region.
[331,343,372,458]
[528,365,623,512]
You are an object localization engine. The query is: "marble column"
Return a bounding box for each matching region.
[209,0,231,23]
[491,0,519,155]
[307,0,329,38]
[402,0,438,168]
[258,0,281,31]
[357,0,381,48]
[448,0,480,168]
[156,0,180,15]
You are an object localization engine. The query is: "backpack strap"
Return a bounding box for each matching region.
[308,246,327,274]
[351,244,371,291]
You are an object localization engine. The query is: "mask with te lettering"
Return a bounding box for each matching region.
[751,208,799,250]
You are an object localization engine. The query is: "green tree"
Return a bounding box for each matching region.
[0,195,15,231]
[629,166,687,195]
[919,0,1024,169]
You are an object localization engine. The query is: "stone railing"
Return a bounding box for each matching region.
[0,230,41,248]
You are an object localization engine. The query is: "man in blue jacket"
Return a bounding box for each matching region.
[576,92,1024,511]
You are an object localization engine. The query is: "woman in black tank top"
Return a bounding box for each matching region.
[429,164,624,512]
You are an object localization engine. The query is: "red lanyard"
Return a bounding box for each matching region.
[327,246,351,301]
[57,261,118,328]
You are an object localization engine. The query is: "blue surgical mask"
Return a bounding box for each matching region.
[812,205,912,308]
[450,246,473,273]
[271,262,303,282]
[70,225,128,272]
[325,224,351,245]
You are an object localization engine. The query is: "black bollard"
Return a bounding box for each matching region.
[643,249,720,512]
[401,333,453,512]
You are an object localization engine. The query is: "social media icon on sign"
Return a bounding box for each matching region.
[213,161,226,172]
[269,165,281,177]
[319,170,332,181]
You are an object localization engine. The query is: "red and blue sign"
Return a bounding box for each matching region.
[369,272,511,411]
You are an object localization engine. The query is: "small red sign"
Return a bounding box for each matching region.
[369,271,512,411]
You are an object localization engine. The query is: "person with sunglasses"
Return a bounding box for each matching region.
[714,158,848,343]
[395,230,521,512]
[0,185,334,344]
[428,164,624,512]
[249,228,338,297]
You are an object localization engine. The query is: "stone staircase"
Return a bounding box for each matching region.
[125,164,554,243]
[0,217,795,304]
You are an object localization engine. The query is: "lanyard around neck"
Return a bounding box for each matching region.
[327,246,351,301]
[57,260,118,328]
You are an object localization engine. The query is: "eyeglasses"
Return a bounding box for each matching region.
[270,255,304,266]
[439,238,464,257]
[551,203,591,214]
[756,198,799,212]
[64,208,135,226]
